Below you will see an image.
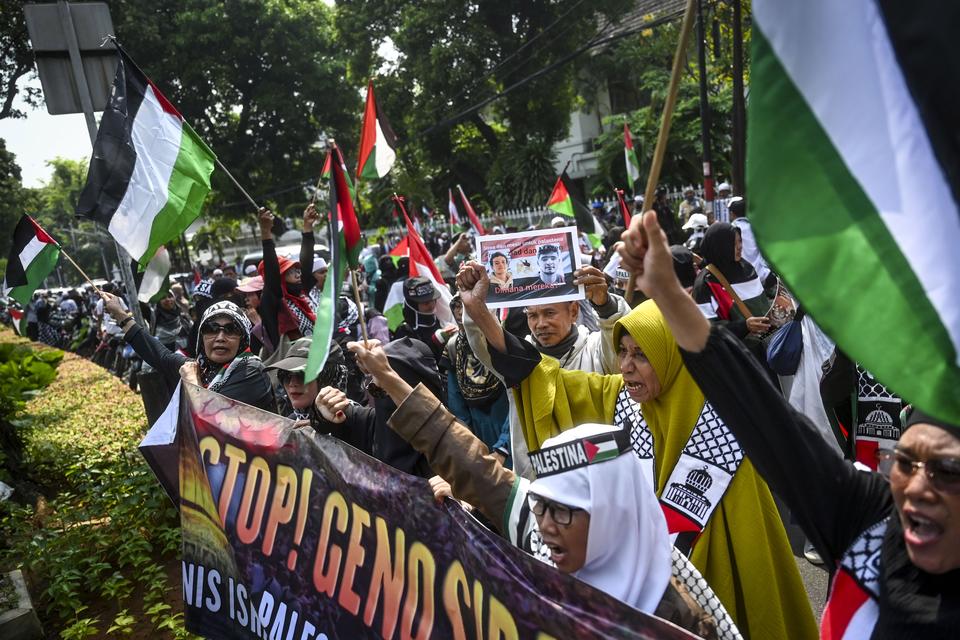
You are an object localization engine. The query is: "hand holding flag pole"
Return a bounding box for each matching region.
[624,0,698,304]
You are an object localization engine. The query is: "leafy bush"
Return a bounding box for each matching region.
[0,330,192,638]
[0,338,63,486]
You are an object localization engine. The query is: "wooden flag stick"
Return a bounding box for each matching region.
[625,0,698,303]
[60,247,103,296]
[349,269,370,346]
[215,158,260,211]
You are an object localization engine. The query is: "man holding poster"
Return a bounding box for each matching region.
[477,226,583,308]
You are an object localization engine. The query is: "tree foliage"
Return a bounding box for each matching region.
[30,158,119,282]
[0,138,30,259]
[336,0,634,224]
[0,0,42,120]
[585,1,750,196]
[102,0,357,222]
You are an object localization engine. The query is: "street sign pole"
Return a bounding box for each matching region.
[43,1,145,326]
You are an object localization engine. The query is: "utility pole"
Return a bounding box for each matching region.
[696,0,715,218]
[730,0,747,195]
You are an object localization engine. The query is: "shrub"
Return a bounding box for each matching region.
[0,329,191,638]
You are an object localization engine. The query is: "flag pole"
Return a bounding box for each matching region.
[215,158,260,211]
[349,270,370,346]
[625,0,697,303]
[60,247,103,296]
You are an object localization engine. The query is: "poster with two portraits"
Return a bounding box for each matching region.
[476,226,585,308]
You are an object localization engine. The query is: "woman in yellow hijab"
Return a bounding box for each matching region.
[502,299,817,640]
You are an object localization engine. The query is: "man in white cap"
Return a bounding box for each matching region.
[682,212,709,253]
[677,186,705,226]
[713,181,733,223]
[550,216,568,229]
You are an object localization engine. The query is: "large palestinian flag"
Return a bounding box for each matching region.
[356,80,397,181]
[76,50,215,266]
[3,215,60,306]
[749,0,960,424]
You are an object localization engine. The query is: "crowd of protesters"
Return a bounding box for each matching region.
[4,184,957,640]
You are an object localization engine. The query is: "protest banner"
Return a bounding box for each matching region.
[475,227,584,309]
[140,383,694,640]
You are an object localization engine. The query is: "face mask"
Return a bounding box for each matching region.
[286,282,302,296]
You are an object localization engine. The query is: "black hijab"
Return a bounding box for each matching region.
[699,222,756,284]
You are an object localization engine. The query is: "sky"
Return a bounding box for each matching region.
[0,77,94,188]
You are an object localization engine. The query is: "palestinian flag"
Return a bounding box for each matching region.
[305,146,363,382]
[749,0,960,424]
[583,438,619,464]
[616,188,632,226]
[136,246,171,304]
[383,197,454,331]
[383,279,406,332]
[587,213,606,250]
[3,215,60,306]
[76,49,215,266]
[624,123,641,185]
[546,171,576,218]
[9,307,27,336]
[321,152,356,202]
[457,185,486,235]
[356,80,397,181]
[448,188,461,227]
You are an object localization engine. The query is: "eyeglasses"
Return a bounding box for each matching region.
[200,321,243,337]
[527,493,584,526]
[878,448,960,495]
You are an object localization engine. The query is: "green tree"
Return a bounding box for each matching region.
[336,0,633,221]
[584,1,749,195]
[0,138,29,259]
[0,0,42,120]
[31,158,117,282]
[106,0,357,223]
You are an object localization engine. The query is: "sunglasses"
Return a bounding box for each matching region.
[200,321,243,337]
[527,493,584,527]
[878,448,960,495]
[278,370,305,385]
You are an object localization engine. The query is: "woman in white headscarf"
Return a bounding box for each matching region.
[335,339,735,639]
[526,423,671,613]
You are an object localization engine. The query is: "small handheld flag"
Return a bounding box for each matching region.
[356,80,398,181]
[448,188,461,227]
[457,185,486,235]
[624,123,641,185]
[615,188,633,227]
[3,215,61,306]
[305,146,363,382]
[546,171,577,218]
